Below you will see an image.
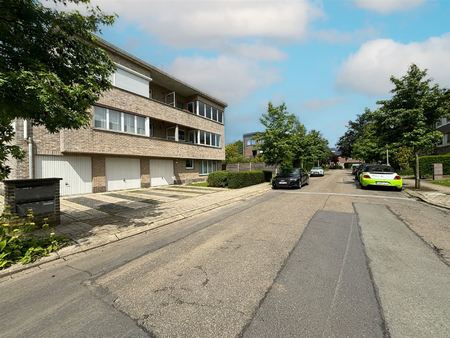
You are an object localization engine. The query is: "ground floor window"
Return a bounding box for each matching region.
[200,160,218,175]
[186,159,194,169]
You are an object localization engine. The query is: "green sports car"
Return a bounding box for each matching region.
[359,164,403,191]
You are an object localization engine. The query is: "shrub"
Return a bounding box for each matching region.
[419,154,450,176]
[227,170,265,189]
[0,208,68,269]
[207,171,229,187]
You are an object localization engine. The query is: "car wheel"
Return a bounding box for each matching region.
[272,185,277,190]
[396,187,403,191]
[297,181,302,189]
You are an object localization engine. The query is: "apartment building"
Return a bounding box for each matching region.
[8,39,226,196]
[436,117,450,154]
[243,132,262,158]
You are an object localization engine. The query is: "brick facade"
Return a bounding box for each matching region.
[92,155,106,193]
[5,39,226,195]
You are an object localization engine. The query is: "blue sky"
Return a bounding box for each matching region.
[90,0,450,146]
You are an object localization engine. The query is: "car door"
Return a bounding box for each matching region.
[300,169,306,184]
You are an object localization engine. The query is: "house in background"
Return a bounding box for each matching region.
[243,132,262,158]
[436,117,450,154]
[8,38,226,196]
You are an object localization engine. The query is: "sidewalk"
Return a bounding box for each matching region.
[1,183,271,277]
[403,178,450,209]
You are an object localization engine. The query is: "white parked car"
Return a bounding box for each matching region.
[310,167,324,177]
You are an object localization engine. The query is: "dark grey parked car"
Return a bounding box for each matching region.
[272,168,309,189]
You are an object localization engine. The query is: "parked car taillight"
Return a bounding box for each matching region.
[394,175,401,180]
[363,174,371,179]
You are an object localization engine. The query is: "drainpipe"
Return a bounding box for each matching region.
[27,138,33,179]
[24,119,33,179]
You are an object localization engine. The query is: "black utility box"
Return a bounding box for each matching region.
[3,178,61,225]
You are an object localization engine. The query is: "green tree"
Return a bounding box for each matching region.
[372,64,449,184]
[373,64,447,154]
[225,140,244,163]
[256,102,298,169]
[302,130,330,168]
[0,0,116,179]
[337,109,372,158]
[351,123,382,163]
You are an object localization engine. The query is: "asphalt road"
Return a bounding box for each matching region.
[1,170,449,338]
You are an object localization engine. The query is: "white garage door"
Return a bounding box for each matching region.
[36,155,92,196]
[150,159,174,187]
[106,157,141,191]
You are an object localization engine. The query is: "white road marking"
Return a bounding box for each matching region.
[277,191,413,201]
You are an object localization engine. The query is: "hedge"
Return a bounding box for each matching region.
[207,171,229,187]
[227,171,265,189]
[419,154,450,176]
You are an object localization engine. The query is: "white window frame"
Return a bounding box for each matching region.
[166,126,176,140]
[93,105,150,137]
[186,159,194,170]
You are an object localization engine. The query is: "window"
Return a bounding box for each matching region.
[205,105,212,119]
[188,130,197,143]
[167,127,176,140]
[94,106,107,129]
[113,65,150,98]
[136,116,146,135]
[178,129,186,141]
[186,159,194,169]
[93,106,149,137]
[187,102,195,113]
[124,113,135,133]
[195,100,224,124]
[206,132,211,145]
[200,131,205,144]
[198,102,205,117]
[201,160,218,174]
[109,109,121,131]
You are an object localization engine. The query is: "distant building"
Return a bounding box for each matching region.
[436,117,450,154]
[243,132,262,158]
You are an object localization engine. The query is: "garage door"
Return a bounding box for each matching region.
[36,155,92,196]
[150,159,174,186]
[106,157,141,191]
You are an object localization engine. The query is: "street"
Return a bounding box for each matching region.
[1,170,449,338]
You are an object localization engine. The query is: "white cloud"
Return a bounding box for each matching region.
[168,56,280,103]
[301,97,344,111]
[226,43,287,61]
[91,0,322,48]
[353,0,425,14]
[314,27,378,44]
[337,34,450,95]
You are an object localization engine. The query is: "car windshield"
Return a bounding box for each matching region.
[365,165,394,173]
[280,168,299,176]
[312,167,322,170]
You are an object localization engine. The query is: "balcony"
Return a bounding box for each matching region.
[97,87,224,136]
[60,125,224,161]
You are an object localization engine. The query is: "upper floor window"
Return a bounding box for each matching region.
[94,106,150,137]
[190,100,224,124]
[198,130,221,147]
[112,64,151,98]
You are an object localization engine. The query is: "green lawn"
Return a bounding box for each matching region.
[188,181,209,187]
[430,179,450,188]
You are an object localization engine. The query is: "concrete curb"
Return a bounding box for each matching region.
[0,185,271,279]
[404,189,450,210]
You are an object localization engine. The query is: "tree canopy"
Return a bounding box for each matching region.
[337,64,450,174]
[225,140,244,163]
[256,102,330,170]
[0,0,116,179]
